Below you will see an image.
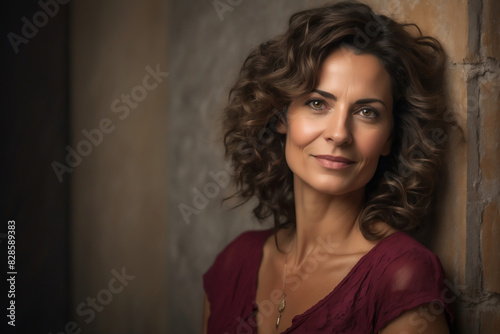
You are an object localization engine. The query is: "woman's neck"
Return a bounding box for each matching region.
[287,178,366,266]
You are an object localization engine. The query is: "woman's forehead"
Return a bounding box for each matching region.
[315,48,393,102]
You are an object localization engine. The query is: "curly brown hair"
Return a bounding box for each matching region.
[222,1,452,240]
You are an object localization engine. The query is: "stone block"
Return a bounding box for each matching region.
[479,72,500,187]
[479,67,500,294]
[481,201,500,293]
[482,0,500,60]
[481,308,500,333]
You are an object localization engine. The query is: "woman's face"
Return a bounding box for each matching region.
[278,48,393,196]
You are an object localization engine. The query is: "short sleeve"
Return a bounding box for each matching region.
[373,247,453,332]
[202,229,273,333]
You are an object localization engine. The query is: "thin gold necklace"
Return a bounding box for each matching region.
[276,257,287,328]
[276,235,296,329]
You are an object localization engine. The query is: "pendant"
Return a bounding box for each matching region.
[276,294,286,328]
[278,296,286,313]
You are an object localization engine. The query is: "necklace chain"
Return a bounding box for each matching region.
[276,235,296,329]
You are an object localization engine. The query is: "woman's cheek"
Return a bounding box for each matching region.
[357,127,391,158]
[288,117,323,145]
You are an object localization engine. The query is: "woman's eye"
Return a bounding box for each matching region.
[358,107,378,118]
[307,100,325,110]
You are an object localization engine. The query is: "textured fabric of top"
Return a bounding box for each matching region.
[203,228,453,334]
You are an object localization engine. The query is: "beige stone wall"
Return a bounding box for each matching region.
[70,0,168,332]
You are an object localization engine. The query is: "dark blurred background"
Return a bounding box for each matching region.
[1,1,70,333]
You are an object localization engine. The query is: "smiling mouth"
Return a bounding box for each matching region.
[313,155,355,169]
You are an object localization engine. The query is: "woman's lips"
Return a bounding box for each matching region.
[313,155,355,170]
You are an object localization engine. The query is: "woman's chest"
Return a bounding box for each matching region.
[254,253,365,334]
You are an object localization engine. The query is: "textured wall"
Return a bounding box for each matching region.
[71,1,168,333]
[166,0,499,333]
[477,0,500,329]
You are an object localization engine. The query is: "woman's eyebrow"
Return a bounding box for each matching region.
[312,89,387,108]
[355,98,387,108]
[312,89,337,100]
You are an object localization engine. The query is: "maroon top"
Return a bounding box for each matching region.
[203,228,453,333]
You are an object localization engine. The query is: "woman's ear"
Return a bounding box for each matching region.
[274,107,288,134]
[276,119,287,134]
[381,135,392,156]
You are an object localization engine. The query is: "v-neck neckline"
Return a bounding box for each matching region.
[250,229,403,333]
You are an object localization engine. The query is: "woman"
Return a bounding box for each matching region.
[203,2,454,333]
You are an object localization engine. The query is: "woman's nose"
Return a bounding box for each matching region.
[323,106,352,146]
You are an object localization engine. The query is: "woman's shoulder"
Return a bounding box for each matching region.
[372,231,444,270]
[365,232,453,331]
[203,228,274,312]
[366,232,448,307]
[228,228,275,250]
[204,228,274,279]
[216,228,275,262]
[364,231,445,287]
